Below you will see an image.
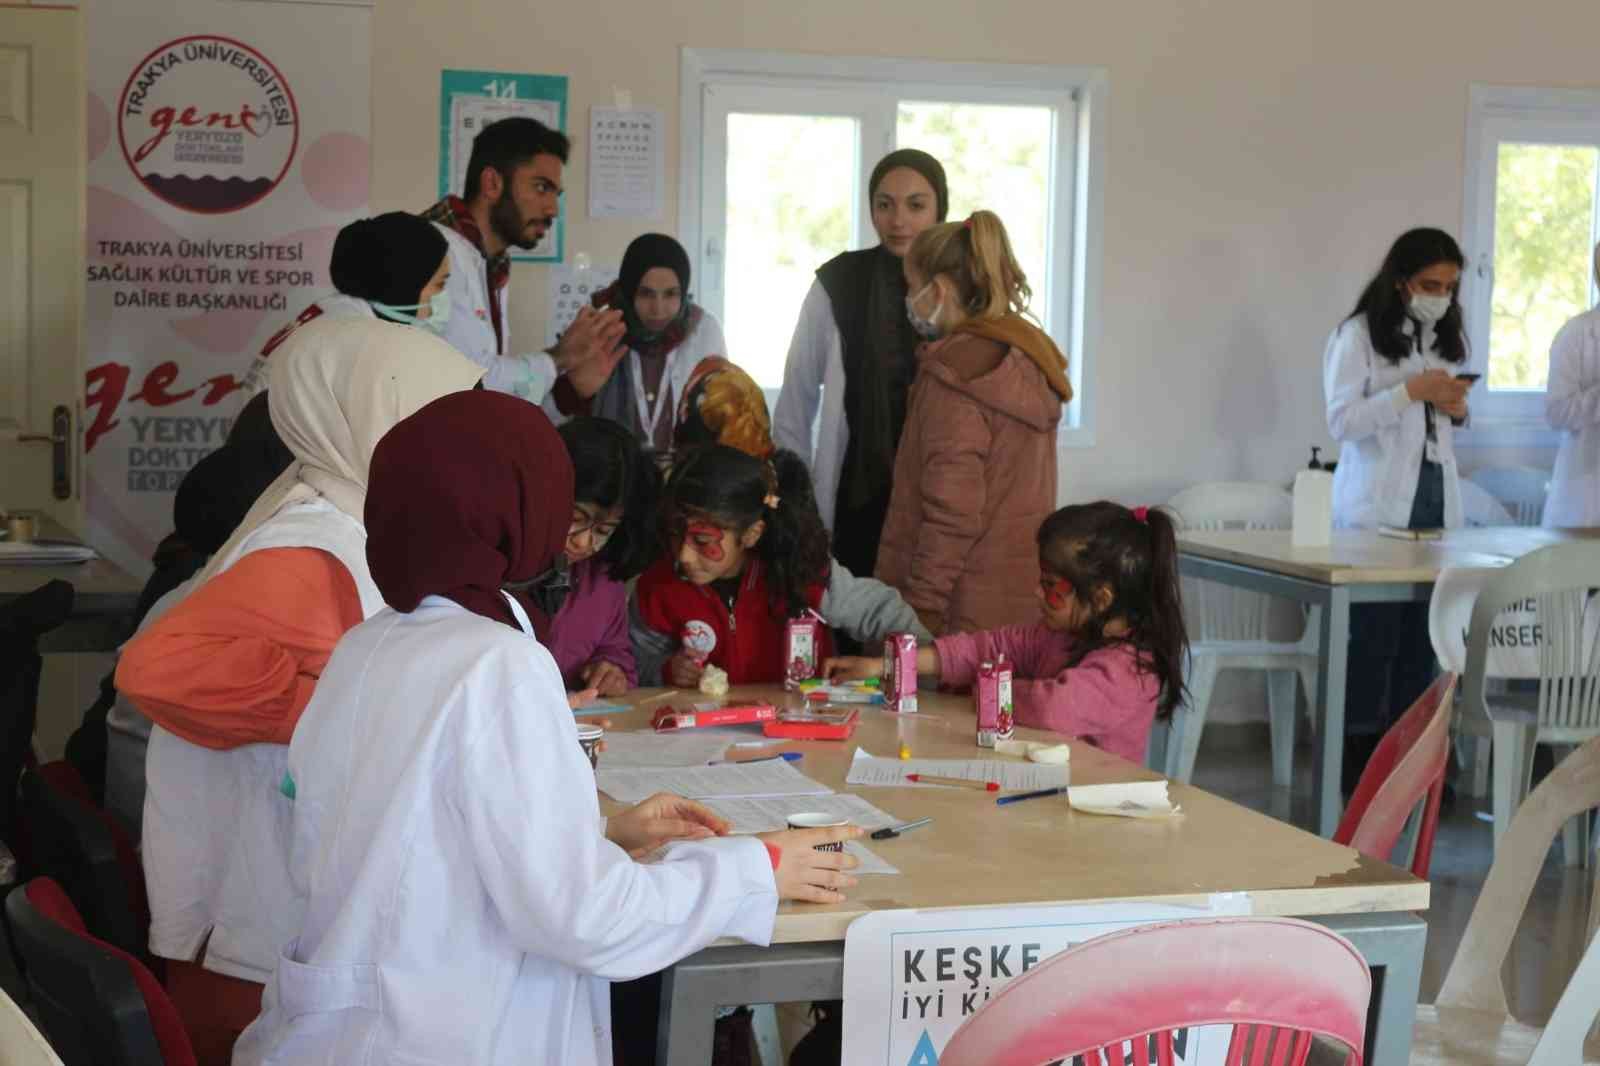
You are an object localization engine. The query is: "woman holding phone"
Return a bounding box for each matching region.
[1323,227,1473,790]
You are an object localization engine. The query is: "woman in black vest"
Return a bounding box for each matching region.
[773,149,949,579]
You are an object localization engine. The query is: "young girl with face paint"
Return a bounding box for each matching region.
[825,502,1190,765]
[629,444,930,689]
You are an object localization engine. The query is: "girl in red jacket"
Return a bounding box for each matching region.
[631,443,928,688]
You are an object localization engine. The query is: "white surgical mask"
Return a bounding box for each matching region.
[905,282,943,339]
[373,289,452,334]
[1407,291,1451,325]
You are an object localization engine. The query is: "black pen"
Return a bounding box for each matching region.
[871,817,932,840]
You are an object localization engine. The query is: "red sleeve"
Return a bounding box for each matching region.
[115,547,364,749]
[633,560,680,639]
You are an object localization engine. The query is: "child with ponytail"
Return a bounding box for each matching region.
[828,502,1189,764]
[875,209,1073,636]
[631,442,931,688]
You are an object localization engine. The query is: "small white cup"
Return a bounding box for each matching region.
[786,812,849,851]
[576,723,603,770]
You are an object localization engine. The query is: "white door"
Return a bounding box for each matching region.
[0,6,84,530]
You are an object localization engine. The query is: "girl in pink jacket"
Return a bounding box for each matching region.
[826,502,1189,764]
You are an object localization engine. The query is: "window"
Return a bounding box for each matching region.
[681,49,1106,443]
[1463,86,1600,435]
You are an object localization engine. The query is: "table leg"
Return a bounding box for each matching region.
[1313,588,1351,836]
[656,943,844,1066]
[1319,912,1427,1066]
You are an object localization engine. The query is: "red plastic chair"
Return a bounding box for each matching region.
[1334,672,1458,879]
[939,917,1370,1066]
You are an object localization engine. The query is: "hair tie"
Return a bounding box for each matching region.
[963,217,974,230]
[763,494,781,510]
[1132,506,1150,524]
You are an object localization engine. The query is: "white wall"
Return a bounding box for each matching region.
[372,0,1587,504]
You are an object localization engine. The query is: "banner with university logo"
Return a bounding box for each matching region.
[841,898,1251,1066]
[84,0,371,575]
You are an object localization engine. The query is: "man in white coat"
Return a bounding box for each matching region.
[421,116,625,410]
[1544,240,1600,527]
[235,390,861,1066]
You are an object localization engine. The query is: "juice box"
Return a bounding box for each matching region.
[976,657,1015,747]
[785,614,820,689]
[882,631,919,713]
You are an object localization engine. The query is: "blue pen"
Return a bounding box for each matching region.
[996,786,1067,806]
[709,751,803,766]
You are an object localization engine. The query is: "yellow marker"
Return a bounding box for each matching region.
[899,743,912,760]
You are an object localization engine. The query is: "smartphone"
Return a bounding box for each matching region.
[1455,372,1482,384]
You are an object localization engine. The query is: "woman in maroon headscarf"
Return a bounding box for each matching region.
[237,391,860,1066]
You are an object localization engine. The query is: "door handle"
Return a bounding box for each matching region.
[16,405,71,500]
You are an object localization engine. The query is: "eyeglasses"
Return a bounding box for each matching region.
[569,511,620,547]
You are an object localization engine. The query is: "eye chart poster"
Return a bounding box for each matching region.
[842,899,1250,1065]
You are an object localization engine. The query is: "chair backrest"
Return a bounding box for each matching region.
[939,917,1370,1066]
[1333,673,1457,879]
[1462,542,1600,734]
[0,986,66,1066]
[0,581,74,839]
[16,766,147,961]
[1166,483,1298,643]
[1436,736,1600,1020]
[1459,480,1515,528]
[5,878,193,1066]
[1468,466,1550,527]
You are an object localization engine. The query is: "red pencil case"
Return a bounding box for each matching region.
[652,702,778,731]
[762,707,859,741]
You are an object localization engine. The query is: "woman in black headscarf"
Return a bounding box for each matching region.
[239,212,453,395]
[772,149,949,579]
[555,233,731,456]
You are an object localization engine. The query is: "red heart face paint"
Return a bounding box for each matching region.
[1040,576,1073,611]
[684,520,728,562]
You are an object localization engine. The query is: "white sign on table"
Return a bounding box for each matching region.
[841,898,1250,1066]
[847,749,1069,793]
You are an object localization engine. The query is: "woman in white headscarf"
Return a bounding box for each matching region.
[116,317,481,1061]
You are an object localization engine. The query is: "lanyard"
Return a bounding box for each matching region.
[629,349,678,445]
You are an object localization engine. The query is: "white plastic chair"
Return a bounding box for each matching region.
[1410,735,1600,1064]
[1456,542,1600,866]
[1469,466,1551,527]
[1163,483,1319,787]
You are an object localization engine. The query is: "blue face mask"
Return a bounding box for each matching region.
[373,289,451,334]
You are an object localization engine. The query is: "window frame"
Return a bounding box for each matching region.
[679,47,1108,445]
[1461,84,1600,446]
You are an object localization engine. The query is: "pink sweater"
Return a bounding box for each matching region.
[934,624,1160,764]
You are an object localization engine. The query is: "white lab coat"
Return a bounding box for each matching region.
[432,224,564,411]
[774,280,847,531]
[234,594,777,1066]
[1324,315,1464,529]
[140,498,385,982]
[1544,306,1600,527]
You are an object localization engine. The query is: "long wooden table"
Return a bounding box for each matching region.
[1177,527,1600,837]
[0,516,142,651]
[599,686,1429,1065]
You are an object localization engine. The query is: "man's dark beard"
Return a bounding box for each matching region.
[490,192,546,252]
